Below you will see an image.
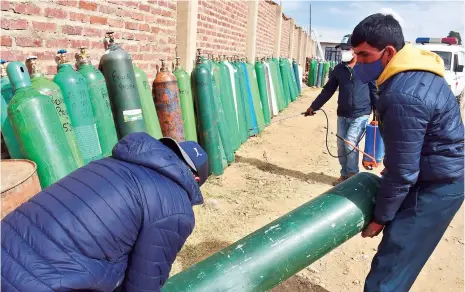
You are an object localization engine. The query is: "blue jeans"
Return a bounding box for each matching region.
[337,115,369,177]
[365,181,464,292]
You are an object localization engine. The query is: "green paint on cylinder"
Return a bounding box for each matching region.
[279,59,292,107]
[1,67,23,159]
[28,70,84,166]
[255,61,271,125]
[193,59,223,176]
[246,63,265,133]
[54,62,103,164]
[273,58,287,109]
[231,63,248,144]
[212,61,234,164]
[77,58,118,157]
[162,173,380,292]
[219,61,240,152]
[7,61,78,188]
[173,64,198,142]
[268,59,284,112]
[236,62,254,137]
[99,39,146,138]
[133,64,163,139]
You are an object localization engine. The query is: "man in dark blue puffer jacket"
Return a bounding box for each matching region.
[351,14,464,292]
[1,132,208,292]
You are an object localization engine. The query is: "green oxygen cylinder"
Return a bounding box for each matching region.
[99,32,146,138]
[246,62,265,133]
[133,62,163,139]
[285,59,297,102]
[173,57,198,142]
[7,61,78,188]
[193,51,223,176]
[231,60,248,144]
[255,59,271,125]
[161,173,381,292]
[268,58,285,112]
[1,60,23,158]
[274,58,287,109]
[25,56,83,166]
[219,57,240,152]
[279,58,292,107]
[212,59,234,164]
[53,50,103,165]
[75,47,118,157]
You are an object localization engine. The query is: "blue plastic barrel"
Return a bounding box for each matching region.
[363,121,385,169]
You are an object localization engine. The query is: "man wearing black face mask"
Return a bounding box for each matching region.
[351,14,464,292]
[1,132,208,292]
[305,34,378,186]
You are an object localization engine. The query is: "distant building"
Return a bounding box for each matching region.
[320,41,341,62]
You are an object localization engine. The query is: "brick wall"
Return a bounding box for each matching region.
[1,0,177,80]
[255,0,276,58]
[292,27,299,59]
[196,0,247,57]
[280,17,290,57]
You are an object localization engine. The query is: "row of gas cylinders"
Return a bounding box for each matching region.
[1,33,303,188]
[307,59,337,88]
[194,52,303,176]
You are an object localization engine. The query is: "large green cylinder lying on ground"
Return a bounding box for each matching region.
[162,172,380,292]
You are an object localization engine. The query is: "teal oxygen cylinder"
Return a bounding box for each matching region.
[1,60,23,158]
[7,61,78,188]
[53,49,103,165]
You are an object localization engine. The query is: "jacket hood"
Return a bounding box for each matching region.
[112,133,204,206]
[377,44,445,87]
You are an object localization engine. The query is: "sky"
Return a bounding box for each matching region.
[281,0,465,44]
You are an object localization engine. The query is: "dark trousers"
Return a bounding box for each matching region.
[365,181,464,292]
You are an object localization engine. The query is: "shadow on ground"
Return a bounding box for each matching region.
[272,274,331,292]
[236,155,338,186]
[175,240,231,272]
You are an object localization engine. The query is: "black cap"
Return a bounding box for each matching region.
[335,34,352,50]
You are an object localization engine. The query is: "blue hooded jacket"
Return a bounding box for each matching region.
[373,45,464,224]
[1,133,204,292]
[310,62,378,118]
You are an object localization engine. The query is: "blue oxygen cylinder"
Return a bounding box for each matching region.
[363,121,385,169]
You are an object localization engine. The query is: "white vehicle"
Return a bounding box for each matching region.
[414,37,465,103]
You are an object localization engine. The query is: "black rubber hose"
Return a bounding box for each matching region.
[318,108,366,159]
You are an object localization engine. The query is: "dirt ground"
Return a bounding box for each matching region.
[170,88,464,292]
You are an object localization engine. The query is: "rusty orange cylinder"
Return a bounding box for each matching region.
[152,59,185,142]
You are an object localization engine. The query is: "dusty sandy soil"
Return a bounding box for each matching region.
[171,88,464,292]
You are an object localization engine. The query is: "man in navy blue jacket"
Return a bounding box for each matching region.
[306,34,378,185]
[1,132,208,292]
[351,14,464,292]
